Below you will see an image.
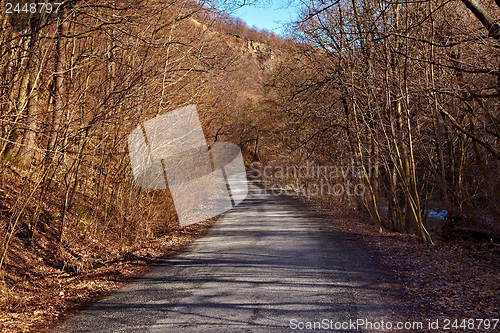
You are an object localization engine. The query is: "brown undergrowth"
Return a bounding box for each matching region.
[293,193,500,332]
[3,167,500,332]
[0,217,217,333]
[0,161,219,333]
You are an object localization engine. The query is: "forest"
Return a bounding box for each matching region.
[262,0,500,244]
[0,0,499,330]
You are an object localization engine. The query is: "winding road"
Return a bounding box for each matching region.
[51,183,394,332]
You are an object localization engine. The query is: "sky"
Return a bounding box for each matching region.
[232,1,300,35]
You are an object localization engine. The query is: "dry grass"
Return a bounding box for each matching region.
[293,194,500,332]
[0,217,217,333]
[0,161,219,333]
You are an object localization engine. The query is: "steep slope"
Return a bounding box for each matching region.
[0,3,287,332]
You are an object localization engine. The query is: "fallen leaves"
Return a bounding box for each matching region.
[0,217,218,333]
[293,195,500,332]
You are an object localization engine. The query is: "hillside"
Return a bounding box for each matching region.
[2,0,500,330]
[0,2,281,331]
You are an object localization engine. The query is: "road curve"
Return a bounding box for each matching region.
[51,184,392,333]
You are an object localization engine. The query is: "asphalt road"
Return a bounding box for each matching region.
[51,184,393,333]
